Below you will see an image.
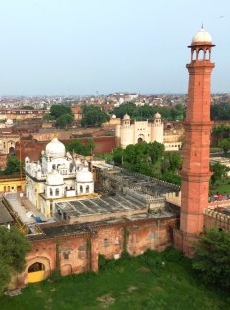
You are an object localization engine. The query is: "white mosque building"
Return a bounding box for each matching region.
[115,112,182,151]
[25,136,95,218]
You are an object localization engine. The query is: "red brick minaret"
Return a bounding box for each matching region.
[175,27,215,255]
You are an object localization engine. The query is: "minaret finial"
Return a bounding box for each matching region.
[201,22,204,29]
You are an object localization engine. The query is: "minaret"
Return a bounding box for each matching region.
[176,27,215,255]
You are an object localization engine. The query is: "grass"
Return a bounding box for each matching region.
[210,177,230,195]
[0,248,229,310]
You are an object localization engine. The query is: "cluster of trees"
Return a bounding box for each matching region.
[0,226,30,294]
[211,102,230,120]
[43,104,74,129]
[81,105,110,127]
[113,142,182,185]
[113,102,185,121]
[212,124,230,155]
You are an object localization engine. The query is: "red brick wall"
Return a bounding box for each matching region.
[15,136,116,162]
[12,216,177,288]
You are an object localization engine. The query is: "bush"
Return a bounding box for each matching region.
[192,228,230,290]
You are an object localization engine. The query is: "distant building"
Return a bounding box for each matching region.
[115,112,182,151]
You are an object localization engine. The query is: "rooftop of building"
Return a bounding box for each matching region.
[55,191,146,218]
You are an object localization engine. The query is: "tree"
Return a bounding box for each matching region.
[192,228,230,290]
[113,147,124,165]
[0,226,30,293]
[43,113,55,122]
[218,138,230,155]
[66,139,91,156]
[210,162,230,185]
[81,105,110,127]
[50,104,73,119]
[148,141,165,164]
[55,114,74,129]
[211,102,230,120]
[4,155,21,175]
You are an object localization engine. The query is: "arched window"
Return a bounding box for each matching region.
[28,262,45,273]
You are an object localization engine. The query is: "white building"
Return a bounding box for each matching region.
[24,137,95,218]
[115,112,163,149]
[115,112,182,151]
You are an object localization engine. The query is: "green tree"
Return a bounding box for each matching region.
[50,104,73,119]
[113,147,124,165]
[4,155,21,175]
[148,141,165,164]
[42,113,55,122]
[192,228,230,290]
[81,105,110,127]
[113,102,137,119]
[66,139,91,156]
[164,152,182,173]
[218,138,230,155]
[56,114,74,129]
[0,226,30,294]
[210,162,229,185]
[211,102,230,120]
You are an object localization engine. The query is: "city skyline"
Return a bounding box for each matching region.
[0,0,229,96]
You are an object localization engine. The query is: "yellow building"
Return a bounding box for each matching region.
[0,176,25,193]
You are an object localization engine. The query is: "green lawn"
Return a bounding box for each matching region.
[0,248,229,310]
[210,177,230,195]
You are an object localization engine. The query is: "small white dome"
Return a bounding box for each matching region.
[45,137,65,158]
[154,112,161,119]
[76,166,93,183]
[5,119,13,124]
[46,170,64,186]
[111,114,116,119]
[123,113,130,120]
[192,28,212,44]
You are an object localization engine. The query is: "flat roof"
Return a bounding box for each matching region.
[55,192,146,217]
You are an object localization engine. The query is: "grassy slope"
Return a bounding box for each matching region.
[0,249,229,310]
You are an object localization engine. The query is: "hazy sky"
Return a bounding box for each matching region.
[0,0,229,96]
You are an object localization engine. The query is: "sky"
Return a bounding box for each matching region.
[0,0,229,96]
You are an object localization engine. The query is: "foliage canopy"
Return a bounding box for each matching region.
[0,226,30,294]
[81,105,110,127]
[192,228,230,290]
[3,156,21,175]
[112,142,182,185]
[66,138,95,156]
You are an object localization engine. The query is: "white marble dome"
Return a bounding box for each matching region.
[46,170,64,186]
[192,28,212,44]
[123,114,130,120]
[154,112,161,119]
[45,137,66,158]
[76,166,93,183]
